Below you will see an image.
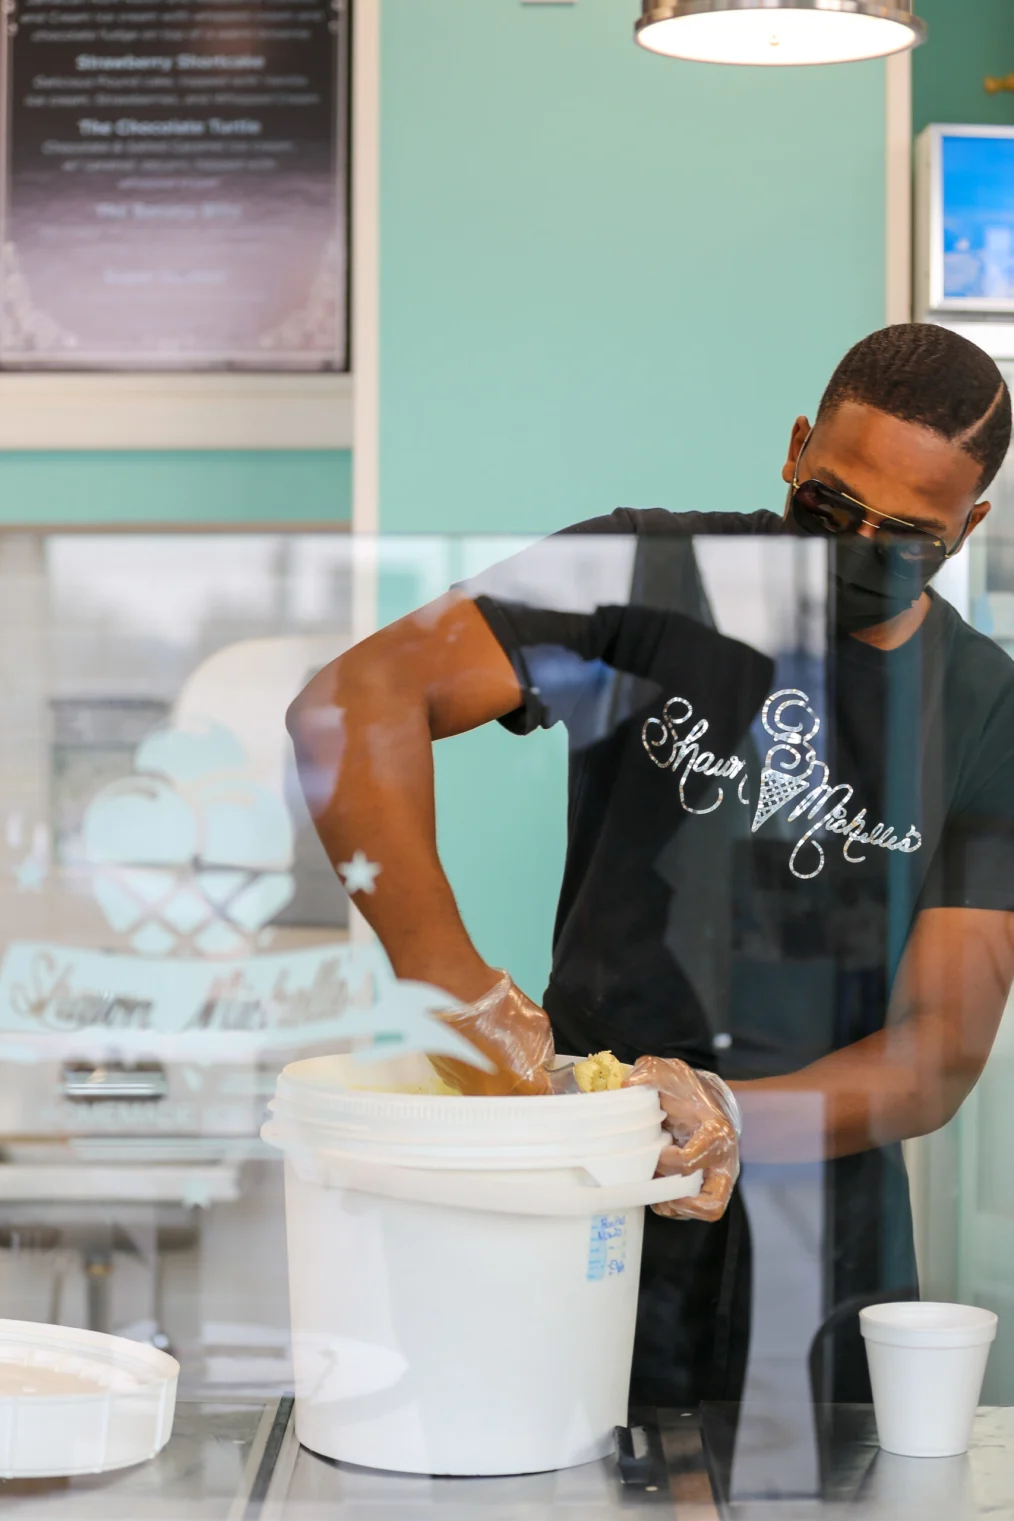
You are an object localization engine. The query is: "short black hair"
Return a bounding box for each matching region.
[817,323,1012,495]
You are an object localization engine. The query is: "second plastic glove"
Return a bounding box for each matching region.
[624,1056,741,1222]
[429,972,556,1096]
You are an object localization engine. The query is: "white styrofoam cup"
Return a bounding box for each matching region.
[860,1302,998,1458]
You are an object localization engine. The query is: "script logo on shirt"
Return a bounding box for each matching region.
[641,687,922,881]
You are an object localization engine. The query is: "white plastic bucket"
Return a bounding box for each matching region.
[860,1302,998,1458]
[262,1051,701,1477]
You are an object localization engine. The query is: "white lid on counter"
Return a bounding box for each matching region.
[0,1319,178,1479]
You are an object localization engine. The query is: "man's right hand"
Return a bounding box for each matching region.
[430,972,556,1096]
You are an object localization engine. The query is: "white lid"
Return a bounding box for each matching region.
[0,1321,179,1479]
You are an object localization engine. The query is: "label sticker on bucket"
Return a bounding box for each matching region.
[587,1213,627,1282]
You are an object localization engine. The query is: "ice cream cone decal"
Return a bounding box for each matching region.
[750,689,821,834]
[751,768,810,833]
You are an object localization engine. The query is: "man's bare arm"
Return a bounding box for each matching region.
[734,906,1014,1162]
[286,593,523,1003]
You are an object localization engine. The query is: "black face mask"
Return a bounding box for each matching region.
[831,536,932,635]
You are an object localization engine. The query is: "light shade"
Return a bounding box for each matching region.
[635,1,926,66]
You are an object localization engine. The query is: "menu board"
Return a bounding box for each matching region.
[0,0,348,369]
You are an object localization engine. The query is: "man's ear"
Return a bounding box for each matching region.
[967,500,991,536]
[781,416,812,486]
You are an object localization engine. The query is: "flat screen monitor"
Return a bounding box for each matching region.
[916,125,1014,317]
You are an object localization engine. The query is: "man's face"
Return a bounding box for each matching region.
[781,400,991,550]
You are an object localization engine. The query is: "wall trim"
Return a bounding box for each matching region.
[0,371,353,452]
[885,50,913,326]
[348,0,381,947]
[887,43,927,1273]
[351,0,381,539]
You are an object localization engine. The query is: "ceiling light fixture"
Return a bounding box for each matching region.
[635,1,925,67]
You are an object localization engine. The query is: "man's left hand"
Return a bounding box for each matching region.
[625,1056,741,1222]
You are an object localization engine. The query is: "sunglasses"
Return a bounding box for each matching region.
[790,437,972,578]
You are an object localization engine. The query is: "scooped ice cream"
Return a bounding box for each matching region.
[573,1051,629,1092]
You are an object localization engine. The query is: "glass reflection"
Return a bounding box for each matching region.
[0,522,1013,1514]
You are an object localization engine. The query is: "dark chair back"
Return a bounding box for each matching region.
[808,1286,919,1406]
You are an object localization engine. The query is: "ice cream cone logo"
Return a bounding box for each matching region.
[750,689,821,835]
[82,720,296,958]
[751,768,810,832]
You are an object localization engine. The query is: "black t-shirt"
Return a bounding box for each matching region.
[464,507,1014,1079]
[462,506,1014,1404]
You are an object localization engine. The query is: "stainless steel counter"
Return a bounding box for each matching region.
[5,1398,1014,1520]
[0,1401,265,1520]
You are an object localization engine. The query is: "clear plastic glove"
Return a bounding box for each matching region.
[624,1057,742,1222]
[429,972,556,1096]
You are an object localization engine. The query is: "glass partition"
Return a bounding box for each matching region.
[921,444,1014,1406]
[0,524,1011,1510]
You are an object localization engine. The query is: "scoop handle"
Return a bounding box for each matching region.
[547,1064,582,1095]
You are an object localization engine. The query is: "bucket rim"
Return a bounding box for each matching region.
[271,1060,665,1132]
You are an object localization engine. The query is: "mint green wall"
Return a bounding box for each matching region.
[379,0,890,1001]
[380,0,887,537]
[0,451,351,525]
[914,0,1014,135]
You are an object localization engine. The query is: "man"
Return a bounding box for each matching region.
[288,323,1014,1405]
